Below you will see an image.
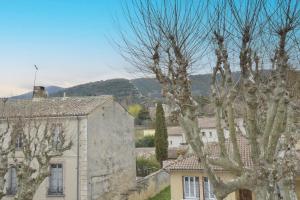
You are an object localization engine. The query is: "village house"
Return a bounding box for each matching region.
[0,87,136,200]
[165,136,300,200]
[167,117,245,148]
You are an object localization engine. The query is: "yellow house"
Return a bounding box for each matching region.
[143,129,155,136]
[165,136,300,200]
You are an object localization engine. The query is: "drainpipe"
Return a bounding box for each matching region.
[76,116,80,200]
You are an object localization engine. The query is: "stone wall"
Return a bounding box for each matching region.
[124,170,170,200]
[87,100,136,200]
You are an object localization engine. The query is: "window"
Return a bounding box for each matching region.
[12,124,23,150]
[183,176,200,199]
[204,177,216,200]
[15,135,23,150]
[209,132,212,137]
[6,167,17,195]
[202,132,205,136]
[52,124,62,150]
[170,140,173,145]
[48,164,63,195]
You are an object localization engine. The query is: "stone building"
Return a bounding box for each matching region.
[0,93,136,200]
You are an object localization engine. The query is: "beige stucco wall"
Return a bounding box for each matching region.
[87,100,136,200]
[1,99,136,200]
[170,171,239,200]
[1,116,88,200]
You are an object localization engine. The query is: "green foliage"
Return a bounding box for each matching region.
[135,106,152,126]
[154,102,168,167]
[136,156,160,177]
[128,104,143,118]
[148,186,170,200]
[135,135,155,147]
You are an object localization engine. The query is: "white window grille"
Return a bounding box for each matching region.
[52,124,62,149]
[6,166,17,195]
[204,177,216,200]
[15,135,23,150]
[183,176,200,199]
[48,164,63,195]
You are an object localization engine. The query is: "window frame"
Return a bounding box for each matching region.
[183,176,200,199]
[6,166,17,196]
[51,123,63,150]
[15,135,23,150]
[48,163,64,196]
[203,177,216,200]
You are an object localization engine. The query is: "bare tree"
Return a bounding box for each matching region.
[120,0,300,199]
[7,117,72,200]
[0,99,11,199]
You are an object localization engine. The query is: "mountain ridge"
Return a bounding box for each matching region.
[10,72,235,104]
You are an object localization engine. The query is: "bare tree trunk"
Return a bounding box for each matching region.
[119,0,300,198]
[10,118,72,200]
[0,156,7,199]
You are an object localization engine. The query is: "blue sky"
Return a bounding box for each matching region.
[0,0,136,97]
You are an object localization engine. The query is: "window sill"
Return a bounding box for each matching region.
[47,193,65,197]
[183,198,200,200]
[6,194,16,196]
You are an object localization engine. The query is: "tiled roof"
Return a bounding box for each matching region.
[198,117,217,128]
[168,146,189,159]
[198,117,244,129]
[167,126,184,136]
[0,96,113,118]
[165,135,252,171]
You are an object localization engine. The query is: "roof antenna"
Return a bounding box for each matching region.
[32,65,38,98]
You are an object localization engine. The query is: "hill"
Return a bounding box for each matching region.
[132,73,214,99]
[51,78,143,106]
[11,72,246,106]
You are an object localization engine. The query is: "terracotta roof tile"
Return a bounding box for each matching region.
[165,135,252,171]
[167,126,184,136]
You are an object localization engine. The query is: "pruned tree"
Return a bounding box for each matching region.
[0,99,11,199]
[119,0,300,199]
[6,117,72,200]
[154,102,168,167]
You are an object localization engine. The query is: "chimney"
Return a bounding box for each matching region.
[33,86,48,99]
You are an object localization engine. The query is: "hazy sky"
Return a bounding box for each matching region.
[0,0,137,97]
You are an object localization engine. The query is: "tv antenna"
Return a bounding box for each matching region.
[33,65,38,87]
[32,65,39,98]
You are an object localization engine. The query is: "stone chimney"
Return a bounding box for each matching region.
[33,86,48,99]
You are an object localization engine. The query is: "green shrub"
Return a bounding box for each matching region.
[135,135,155,147]
[136,156,160,177]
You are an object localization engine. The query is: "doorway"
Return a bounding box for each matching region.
[238,189,252,200]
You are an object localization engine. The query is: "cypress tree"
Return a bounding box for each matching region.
[154,102,168,167]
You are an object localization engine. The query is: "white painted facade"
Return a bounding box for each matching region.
[166,118,245,148]
[168,135,184,148]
